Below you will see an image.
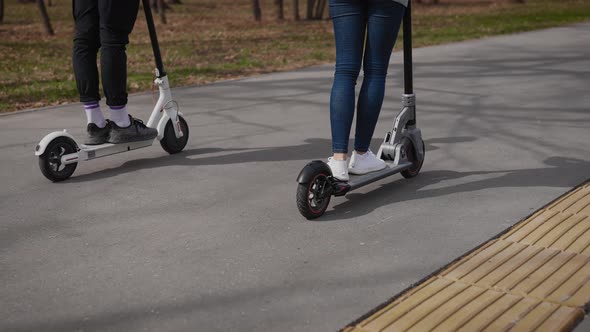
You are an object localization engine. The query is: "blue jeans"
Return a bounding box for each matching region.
[329,0,405,153]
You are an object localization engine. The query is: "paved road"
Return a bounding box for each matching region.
[2,23,589,332]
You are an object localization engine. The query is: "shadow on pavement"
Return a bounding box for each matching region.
[321,156,590,221]
[64,136,475,183]
[61,134,590,224]
[1,265,423,332]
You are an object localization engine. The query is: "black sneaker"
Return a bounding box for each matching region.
[108,115,158,144]
[85,121,110,145]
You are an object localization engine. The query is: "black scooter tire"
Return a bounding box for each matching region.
[160,115,189,154]
[38,137,78,182]
[401,138,425,179]
[296,171,331,220]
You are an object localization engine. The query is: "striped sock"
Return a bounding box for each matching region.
[84,102,106,128]
[109,105,131,127]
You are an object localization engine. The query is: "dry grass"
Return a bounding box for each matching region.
[1,0,589,112]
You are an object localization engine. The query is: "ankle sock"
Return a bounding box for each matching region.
[84,102,106,128]
[109,105,131,127]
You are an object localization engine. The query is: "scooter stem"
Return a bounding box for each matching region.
[403,1,413,96]
[142,0,166,77]
[403,1,415,127]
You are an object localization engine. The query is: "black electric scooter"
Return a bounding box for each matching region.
[295,2,425,219]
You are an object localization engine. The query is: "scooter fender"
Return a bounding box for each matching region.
[35,130,78,156]
[296,160,332,184]
[156,111,184,140]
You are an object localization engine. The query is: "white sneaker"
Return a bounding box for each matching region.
[348,150,386,175]
[327,157,349,181]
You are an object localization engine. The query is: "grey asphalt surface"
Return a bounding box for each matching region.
[2,23,590,332]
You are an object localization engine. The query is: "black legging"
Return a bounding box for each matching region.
[72,0,139,107]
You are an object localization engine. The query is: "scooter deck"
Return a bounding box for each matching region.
[348,161,413,191]
[78,139,155,161]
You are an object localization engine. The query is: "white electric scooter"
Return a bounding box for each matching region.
[35,0,189,182]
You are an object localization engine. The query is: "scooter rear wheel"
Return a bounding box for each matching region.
[160,115,189,154]
[296,171,332,219]
[401,138,425,179]
[38,137,78,182]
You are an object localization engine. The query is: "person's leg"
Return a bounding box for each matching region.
[329,0,367,160]
[73,0,109,144]
[98,0,139,128]
[98,0,156,143]
[73,0,100,105]
[354,0,405,153]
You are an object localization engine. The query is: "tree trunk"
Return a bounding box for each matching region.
[315,0,326,19]
[157,0,166,23]
[0,0,4,24]
[304,0,326,20]
[306,0,313,20]
[293,0,300,21]
[252,0,261,21]
[151,0,171,12]
[275,0,284,20]
[37,0,54,35]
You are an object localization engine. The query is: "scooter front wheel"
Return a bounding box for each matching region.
[160,115,189,154]
[401,138,425,179]
[296,171,332,219]
[38,137,78,182]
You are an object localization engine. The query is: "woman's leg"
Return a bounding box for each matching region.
[329,0,367,158]
[354,0,405,153]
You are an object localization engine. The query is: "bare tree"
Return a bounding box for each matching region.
[305,0,326,20]
[314,0,326,19]
[252,0,261,21]
[151,0,171,12]
[36,0,54,35]
[157,0,166,23]
[0,0,4,24]
[415,0,523,4]
[275,0,284,20]
[293,0,300,20]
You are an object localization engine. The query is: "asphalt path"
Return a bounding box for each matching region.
[1,23,589,331]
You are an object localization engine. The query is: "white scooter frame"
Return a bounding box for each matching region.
[35,0,188,182]
[35,71,183,163]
